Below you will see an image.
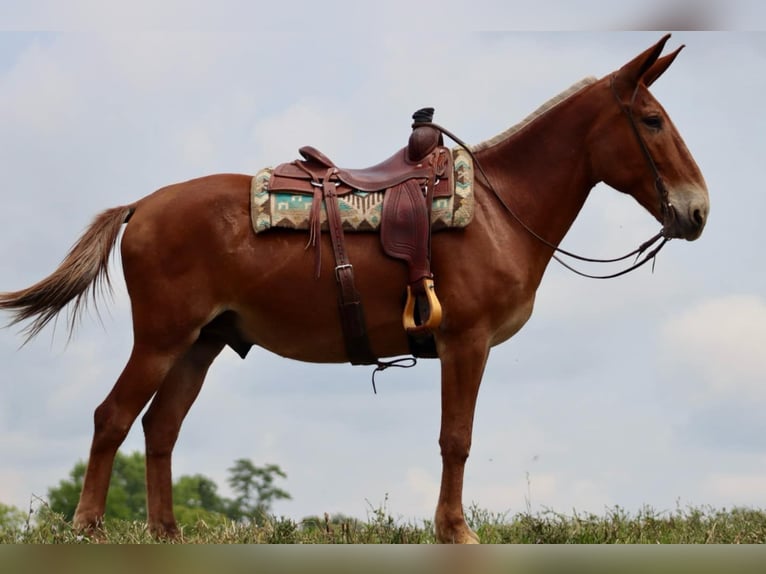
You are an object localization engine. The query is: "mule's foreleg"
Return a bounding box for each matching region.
[434,336,489,544]
[140,337,225,538]
[73,343,183,533]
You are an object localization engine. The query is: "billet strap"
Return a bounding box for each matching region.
[321,169,378,365]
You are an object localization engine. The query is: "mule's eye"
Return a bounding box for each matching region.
[642,115,663,130]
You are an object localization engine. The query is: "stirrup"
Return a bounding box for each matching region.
[402,278,442,334]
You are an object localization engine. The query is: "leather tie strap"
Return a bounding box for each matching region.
[321,168,377,365]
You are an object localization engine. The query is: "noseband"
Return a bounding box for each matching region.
[419,78,673,280]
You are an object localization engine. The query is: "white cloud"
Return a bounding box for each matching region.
[175,124,217,168]
[92,30,221,95]
[471,472,559,514]
[405,467,440,517]
[660,294,766,401]
[250,101,355,166]
[0,38,80,136]
[702,472,766,507]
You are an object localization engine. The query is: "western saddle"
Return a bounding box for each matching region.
[269,108,453,364]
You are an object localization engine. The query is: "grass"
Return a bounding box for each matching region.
[465,504,766,544]
[3,500,766,543]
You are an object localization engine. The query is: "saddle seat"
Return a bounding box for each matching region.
[296,145,436,193]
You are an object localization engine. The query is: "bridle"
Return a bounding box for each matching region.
[611,74,677,229]
[420,75,675,280]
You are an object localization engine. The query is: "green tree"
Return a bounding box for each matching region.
[226,459,291,524]
[46,451,290,526]
[172,474,230,527]
[47,451,147,522]
[47,460,86,522]
[0,502,26,532]
[173,474,227,513]
[105,450,147,521]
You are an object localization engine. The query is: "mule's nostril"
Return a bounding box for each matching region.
[692,208,705,227]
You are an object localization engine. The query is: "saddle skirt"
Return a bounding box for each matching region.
[250,147,474,235]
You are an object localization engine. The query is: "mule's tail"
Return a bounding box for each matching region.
[0,205,136,342]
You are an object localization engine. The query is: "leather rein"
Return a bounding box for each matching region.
[418,76,674,280]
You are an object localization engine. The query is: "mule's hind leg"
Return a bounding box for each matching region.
[140,336,225,538]
[73,342,188,532]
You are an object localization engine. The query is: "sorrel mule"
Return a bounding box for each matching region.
[0,35,708,543]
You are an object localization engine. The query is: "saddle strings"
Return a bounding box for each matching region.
[370,356,418,394]
[414,120,670,279]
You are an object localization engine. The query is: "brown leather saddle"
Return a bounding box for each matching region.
[268,108,452,364]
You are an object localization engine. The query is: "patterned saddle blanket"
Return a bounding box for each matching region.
[250,147,474,234]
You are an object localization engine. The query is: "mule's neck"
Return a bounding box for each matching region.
[473,82,600,262]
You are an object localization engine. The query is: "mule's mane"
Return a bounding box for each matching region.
[472,76,598,152]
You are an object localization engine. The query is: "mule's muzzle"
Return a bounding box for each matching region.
[663,187,709,241]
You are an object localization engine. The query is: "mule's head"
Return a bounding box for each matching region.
[588,34,709,241]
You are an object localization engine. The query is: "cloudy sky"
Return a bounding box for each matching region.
[1,3,765,526]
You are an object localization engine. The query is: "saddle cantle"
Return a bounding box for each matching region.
[265,108,457,364]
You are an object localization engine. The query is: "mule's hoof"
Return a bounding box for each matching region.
[435,517,481,544]
[437,528,480,544]
[149,521,181,540]
[452,528,480,544]
[73,512,106,541]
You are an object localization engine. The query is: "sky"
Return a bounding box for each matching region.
[1,3,766,527]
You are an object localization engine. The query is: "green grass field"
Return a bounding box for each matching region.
[3,503,766,543]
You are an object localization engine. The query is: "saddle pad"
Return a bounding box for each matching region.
[250,148,474,234]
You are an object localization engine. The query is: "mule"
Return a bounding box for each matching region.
[0,35,708,543]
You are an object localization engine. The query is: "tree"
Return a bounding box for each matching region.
[172,474,230,527]
[47,451,147,522]
[46,451,290,525]
[104,450,147,521]
[0,502,26,532]
[226,459,291,524]
[173,474,227,513]
[47,460,86,522]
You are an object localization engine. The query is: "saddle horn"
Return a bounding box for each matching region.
[408,107,442,162]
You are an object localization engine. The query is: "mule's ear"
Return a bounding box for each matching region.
[643,45,684,87]
[614,34,672,92]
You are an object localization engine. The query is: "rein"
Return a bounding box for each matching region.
[416,79,673,280]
